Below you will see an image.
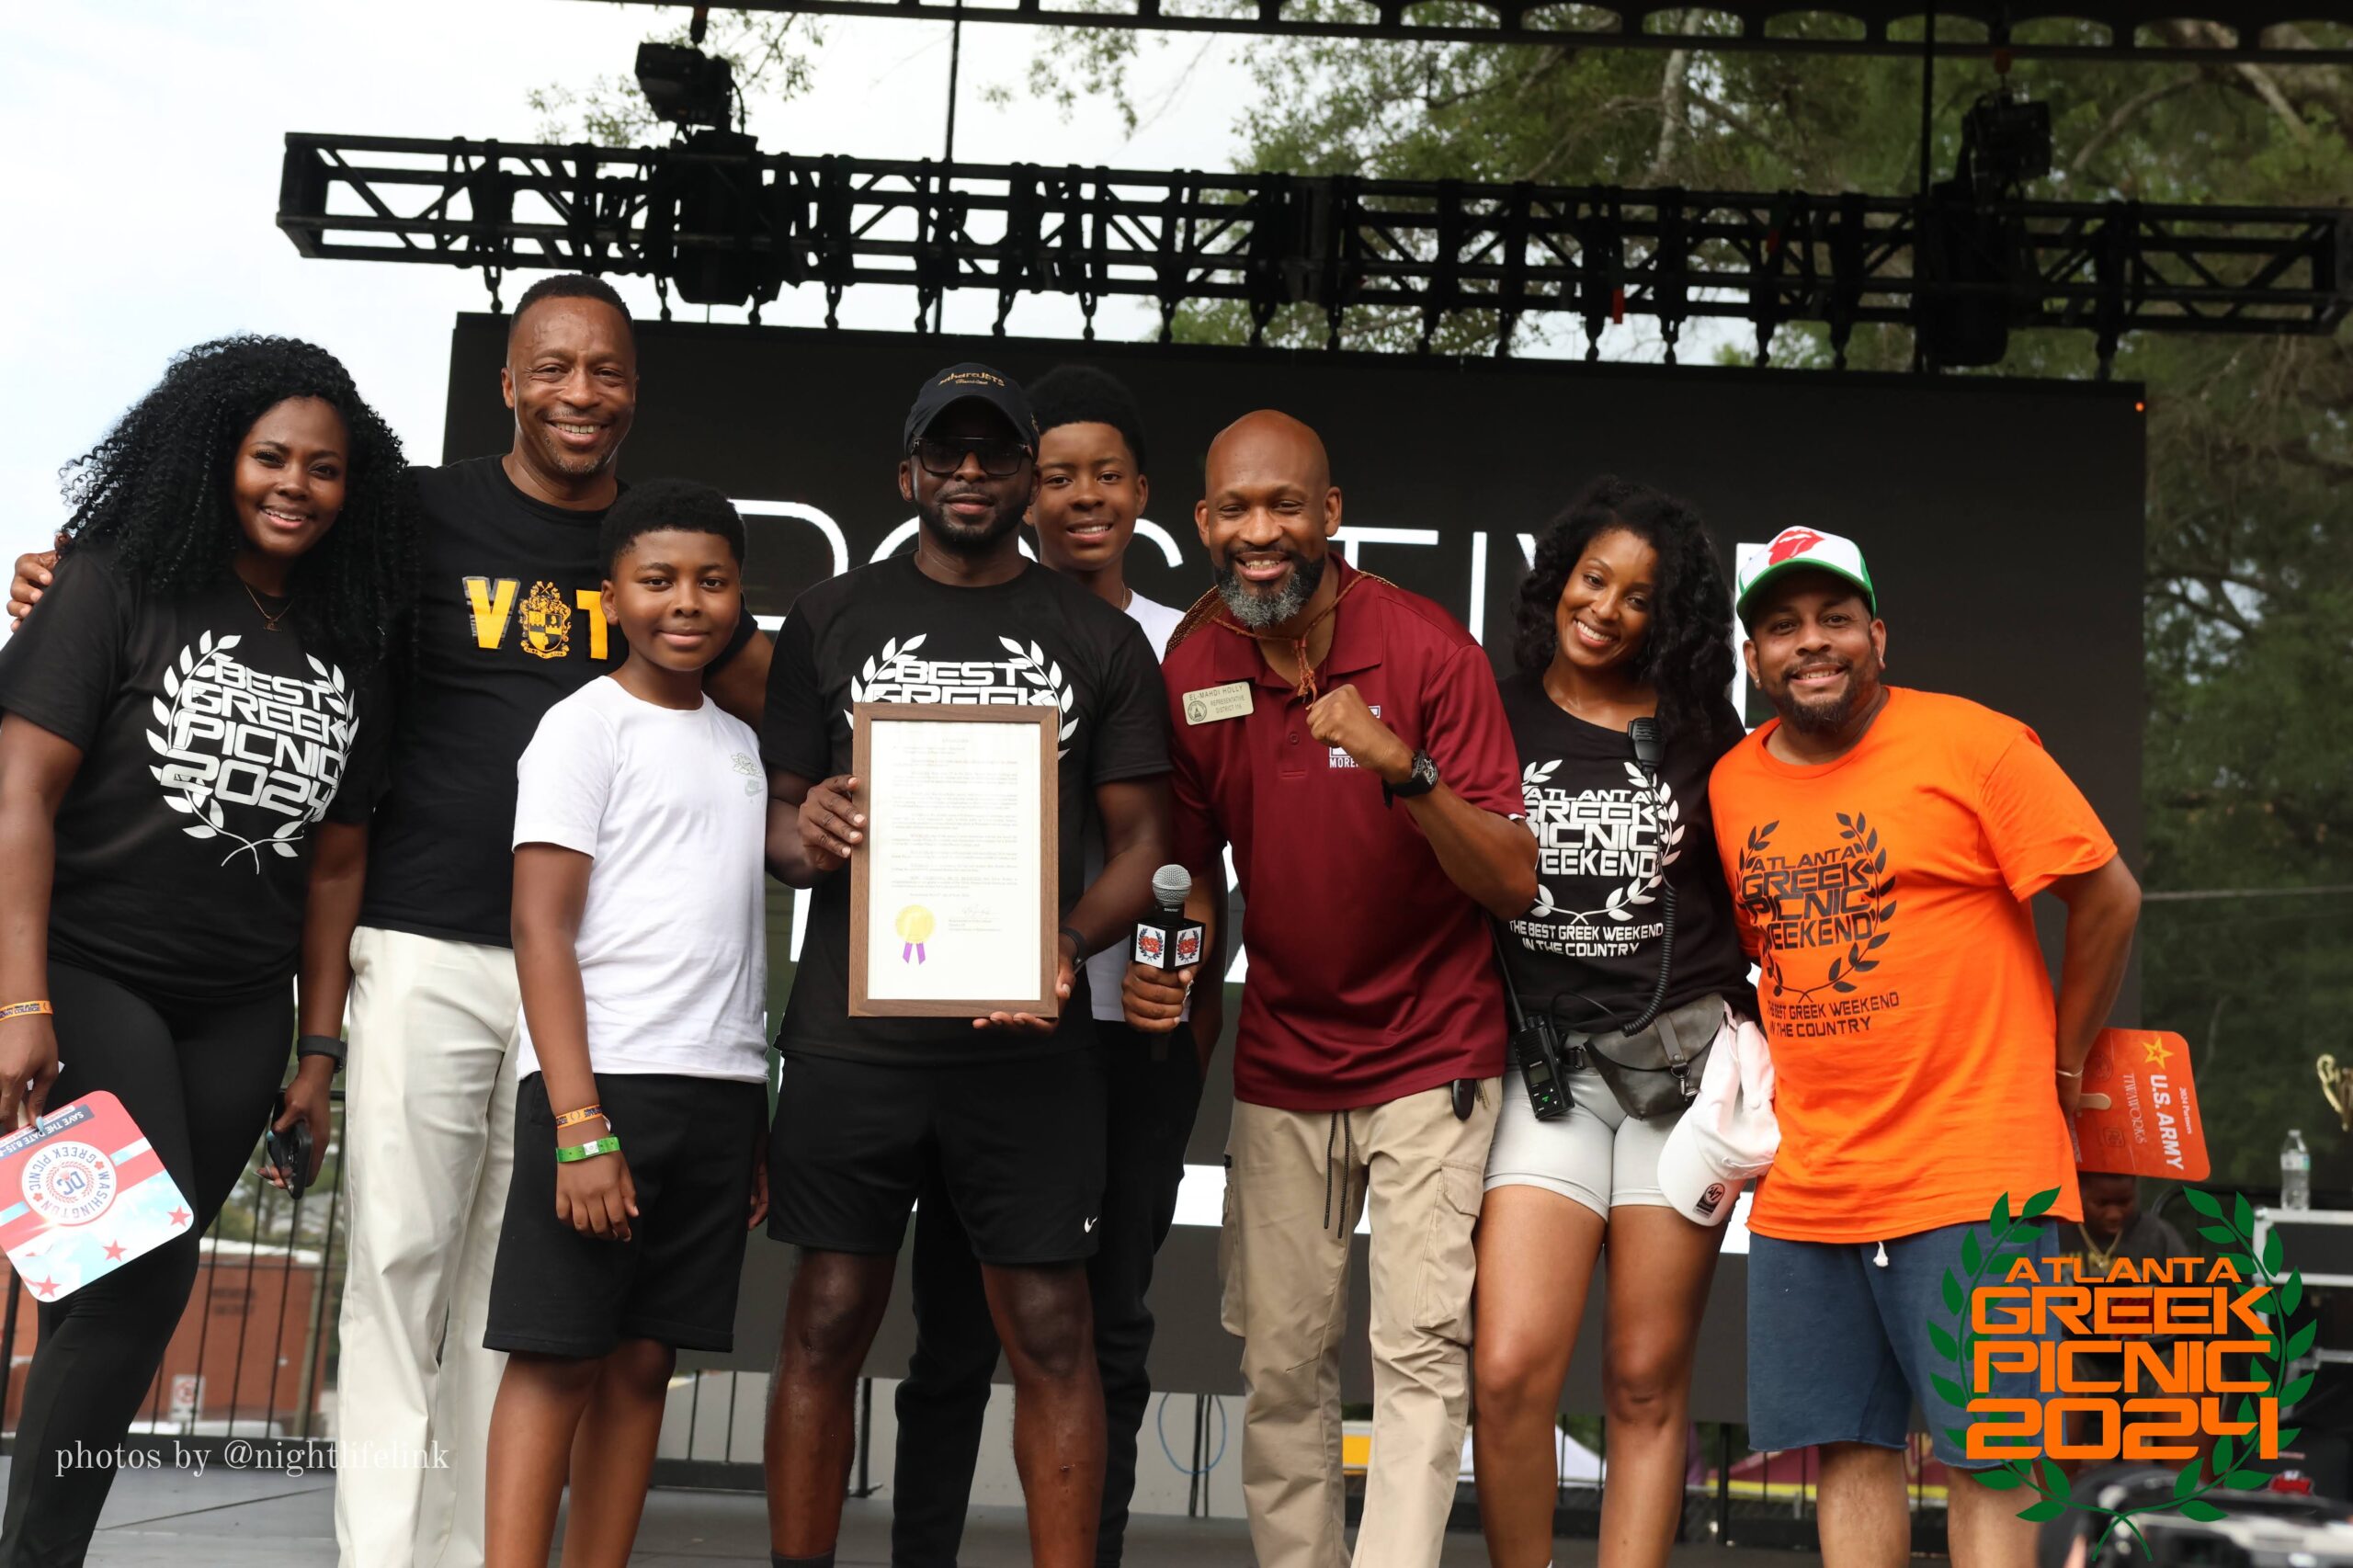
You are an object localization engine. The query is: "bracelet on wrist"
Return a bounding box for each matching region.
[1058,926,1088,961]
[554,1104,607,1130]
[0,1000,53,1022]
[2055,1066,2084,1079]
[295,1032,347,1072]
[555,1135,622,1164]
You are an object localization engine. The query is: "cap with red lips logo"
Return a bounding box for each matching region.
[1735,525,1877,628]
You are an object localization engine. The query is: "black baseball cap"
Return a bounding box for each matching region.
[902,363,1038,451]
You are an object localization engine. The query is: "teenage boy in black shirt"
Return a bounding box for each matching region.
[761,363,1172,1568]
[8,275,773,1568]
[891,365,1218,1567]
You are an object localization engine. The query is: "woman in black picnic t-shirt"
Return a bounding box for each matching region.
[0,337,413,1565]
[1472,477,1755,1568]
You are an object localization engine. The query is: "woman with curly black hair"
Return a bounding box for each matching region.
[0,335,411,1565]
[1472,476,1756,1568]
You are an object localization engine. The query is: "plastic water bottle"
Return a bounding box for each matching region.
[2282,1130,2313,1210]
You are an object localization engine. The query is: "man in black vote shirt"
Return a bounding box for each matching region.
[336,278,768,1568]
[761,364,1172,1568]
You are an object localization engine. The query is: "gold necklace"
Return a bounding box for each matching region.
[242,578,293,631]
[2075,1222,2119,1275]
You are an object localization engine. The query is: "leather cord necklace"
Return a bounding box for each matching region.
[1211,570,1367,700]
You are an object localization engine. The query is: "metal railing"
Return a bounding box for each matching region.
[1,1095,1952,1545]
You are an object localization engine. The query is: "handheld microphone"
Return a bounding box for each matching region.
[1133,865,1207,1062]
[1133,865,1206,972]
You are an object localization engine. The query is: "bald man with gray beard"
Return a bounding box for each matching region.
[1122,412,1537,1568]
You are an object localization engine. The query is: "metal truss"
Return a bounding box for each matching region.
[564,0,2353,65]
[278,132,2352,369]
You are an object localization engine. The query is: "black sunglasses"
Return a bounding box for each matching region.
[911,436,1030,479]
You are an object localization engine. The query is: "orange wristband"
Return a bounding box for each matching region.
[0,1001,52,1022]
[554,1104,607,1130]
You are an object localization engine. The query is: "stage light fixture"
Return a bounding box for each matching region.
[636,41,736,131]
[646,126,771,308]
[1962,85,2053,198]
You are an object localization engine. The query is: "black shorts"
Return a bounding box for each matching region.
[768,1047,1106,1266]
[487,1072,767,1358]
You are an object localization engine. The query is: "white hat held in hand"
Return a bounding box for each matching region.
[1657,1008,1779,1227]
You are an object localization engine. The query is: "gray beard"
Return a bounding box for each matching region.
[1216,552,1325,630]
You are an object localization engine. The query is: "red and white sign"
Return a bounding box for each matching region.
[0,1092,193,1301]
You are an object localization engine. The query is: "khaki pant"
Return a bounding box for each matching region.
[1222,1080,1499,1568]
[333,926,520,1568]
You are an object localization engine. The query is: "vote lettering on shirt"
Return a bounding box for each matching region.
[460,576,615,663]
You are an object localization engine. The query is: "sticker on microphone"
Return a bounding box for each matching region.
[1135,927,1166,965]
[1175,926,1204,966]
[1182,682,1252,726]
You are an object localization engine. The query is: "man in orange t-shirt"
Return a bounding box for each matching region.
[1709,526,2143,1568]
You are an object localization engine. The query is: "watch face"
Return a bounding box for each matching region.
[1415,752,1439,787]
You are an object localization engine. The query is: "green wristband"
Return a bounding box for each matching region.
[555,1135,622,1164]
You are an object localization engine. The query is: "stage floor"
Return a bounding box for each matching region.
[4,1459,1825,1566]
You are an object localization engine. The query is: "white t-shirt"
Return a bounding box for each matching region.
[1088,590,1192,1022]
[510,676,769,1083]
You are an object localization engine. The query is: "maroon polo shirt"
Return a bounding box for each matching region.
[1165,560,1522,1112]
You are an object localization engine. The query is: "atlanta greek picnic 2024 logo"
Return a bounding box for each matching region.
[1947,1187,2303,1540]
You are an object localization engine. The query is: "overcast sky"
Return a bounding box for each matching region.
[0,1,1262,564]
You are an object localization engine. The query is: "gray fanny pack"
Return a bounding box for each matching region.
[1564,994,1724,1121]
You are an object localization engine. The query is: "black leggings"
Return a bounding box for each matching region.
[0,961,289,1568]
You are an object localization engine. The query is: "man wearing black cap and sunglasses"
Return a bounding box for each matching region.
[758,364,1175,1568]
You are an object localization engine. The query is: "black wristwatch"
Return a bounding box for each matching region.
[1384,749,1440,805]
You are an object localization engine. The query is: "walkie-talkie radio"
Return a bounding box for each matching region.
[1493,921,1573,1120]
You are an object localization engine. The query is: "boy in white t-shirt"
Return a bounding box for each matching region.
[892,366,1222,1566]
[483,480,769,1568]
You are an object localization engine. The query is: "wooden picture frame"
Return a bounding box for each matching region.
[847,702,1060,1018]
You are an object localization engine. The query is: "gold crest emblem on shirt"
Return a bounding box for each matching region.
[517,581,572,660]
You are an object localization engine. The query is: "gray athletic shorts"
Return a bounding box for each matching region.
[1485,1062,1678,1217]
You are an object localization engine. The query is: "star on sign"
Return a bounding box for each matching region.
[103,1240,125,1261]
[166,1207,190,1228]
[31,1277,57,1298]
[2143,1039,2173,1066]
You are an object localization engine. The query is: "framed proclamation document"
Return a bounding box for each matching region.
[848,703,1061,1018]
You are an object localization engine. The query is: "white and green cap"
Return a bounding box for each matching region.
[1736,526,1877,627]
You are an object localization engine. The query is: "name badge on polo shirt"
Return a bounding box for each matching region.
[1182,681,1253,726]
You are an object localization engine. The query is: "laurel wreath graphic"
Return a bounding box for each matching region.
[1522,758,1683,926]
[1936,1187,2305,1546]
[845,633,931,723]
[844,634,1079,755]
[1740,812,1896,1001]
[996,636,1080,755]
[145,638,350,869]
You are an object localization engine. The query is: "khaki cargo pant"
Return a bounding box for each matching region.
[1221,1079,1500,1568]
